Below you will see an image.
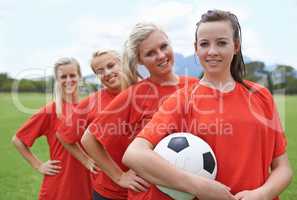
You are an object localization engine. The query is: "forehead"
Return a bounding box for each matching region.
[57,63,78,74]
[139,30,169,52]
[196,21,233,40]
[92,53,118,68]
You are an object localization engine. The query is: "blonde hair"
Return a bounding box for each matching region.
[90,50,121,73]
[53,57,82,118]
[121,22,164,89]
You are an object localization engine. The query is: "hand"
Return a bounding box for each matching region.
[195,178,236,200]
[83,158,100,174]
[38,160,61,175]
[235,189,265,200]
[117,170,150,192]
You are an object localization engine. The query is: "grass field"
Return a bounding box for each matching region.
[0,93,296,199]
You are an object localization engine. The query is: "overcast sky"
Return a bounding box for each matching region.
[1,0,296,79]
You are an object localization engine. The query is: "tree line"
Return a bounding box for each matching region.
[1,62,297,94]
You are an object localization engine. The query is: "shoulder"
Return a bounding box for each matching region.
[242,80,273,99]
[39,101,56,115]
[178,76,199,85]
[241,80,275,110]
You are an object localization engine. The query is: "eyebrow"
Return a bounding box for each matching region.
[198,37,230,42]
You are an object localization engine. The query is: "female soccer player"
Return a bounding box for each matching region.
[81,23,198,200]
[12,58,92,200]
[56,50,125,200]
[123,10,293,200]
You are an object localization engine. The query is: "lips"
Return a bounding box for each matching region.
[105,73,118,83]
[157,59,169,68]
[206,59,222,66]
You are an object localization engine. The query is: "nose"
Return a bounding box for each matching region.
[156,49,166,60]
[66,75,72,82]
[208,44,218,56]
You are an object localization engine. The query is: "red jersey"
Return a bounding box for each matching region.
[88,76,199,199]
[137,80,287,200]
[16,102,92,200]
[57,89,119,195]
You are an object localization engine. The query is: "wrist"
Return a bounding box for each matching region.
[32,160,42,171]
[255,186,272,200]
[112,170,124,184]
[178,172,204,196]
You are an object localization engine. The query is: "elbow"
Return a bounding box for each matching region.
[11,135,18,146]
[288,164,294,185]
[81,131,88,148]
[55,132,62,141]
[122,145,133,168]
[81,130,92,150]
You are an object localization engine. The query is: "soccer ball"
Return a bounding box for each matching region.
[153,132,217,200]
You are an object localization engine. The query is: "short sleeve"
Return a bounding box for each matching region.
[87,89,132,148]
[57,97,91,144]
[250,85,287,158]
[268,92,287,158]
[137,88,187,146]
[16,104,53,147]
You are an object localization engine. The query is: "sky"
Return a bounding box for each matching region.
[1,0,297,79]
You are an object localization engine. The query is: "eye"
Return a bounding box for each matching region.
[60,74,67,79]
[145,50,155,57]
[69,74,77,78]
[199,41,209,47]
[160,43,168,50]
[96,69,104,75]
[217,41,227,46]
[107,62,115,69]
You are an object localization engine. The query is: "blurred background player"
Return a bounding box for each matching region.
[12,57,92,200]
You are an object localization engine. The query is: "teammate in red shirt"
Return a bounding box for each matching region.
[12,57,92,200]
[123,10,293,200]
[56,50,123,200]
[81,23,198,200]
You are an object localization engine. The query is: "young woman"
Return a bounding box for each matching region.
[56,50,124,200]
[81,23,198,200]
[123,10,293,200]
[12,58,92,200]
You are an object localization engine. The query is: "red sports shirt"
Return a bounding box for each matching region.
[57,89,119,195]
[137,80,287,200]
[16,102,92,200]
[88,76,199,199]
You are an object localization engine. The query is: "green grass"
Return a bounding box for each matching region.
[0,93,296,199]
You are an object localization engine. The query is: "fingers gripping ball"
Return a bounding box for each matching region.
[154,132,217,200]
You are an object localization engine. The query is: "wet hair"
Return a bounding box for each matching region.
[195,10,248,88]
[121,22,165,89]
[90,50,121,74]
[53,57,81,118]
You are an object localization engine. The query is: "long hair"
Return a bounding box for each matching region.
[53,57,81,118]
[195,10,249,88]
[121,22,165,89]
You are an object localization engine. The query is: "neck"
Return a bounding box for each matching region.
[201,73,235,92]
[63,93,78,103]
[149,72,179,86]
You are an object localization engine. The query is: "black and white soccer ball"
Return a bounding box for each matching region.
[154,132,217,200]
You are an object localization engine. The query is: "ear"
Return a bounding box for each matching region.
[234,40,240,54]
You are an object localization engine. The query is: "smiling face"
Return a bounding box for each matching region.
[56,63,80,96]
[195,21,239,80]
[91,53,121,92]
[138,30,174,80]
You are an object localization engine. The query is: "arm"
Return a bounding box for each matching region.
[56,132,98,173]
[81,130,150,192]
[235,153,293,200]
[123,138,236,200]
[12,135,61,175]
